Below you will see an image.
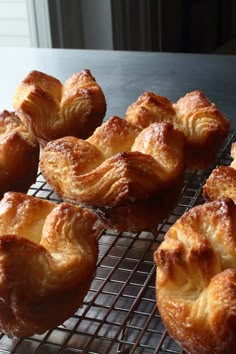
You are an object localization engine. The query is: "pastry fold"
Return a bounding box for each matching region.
[203,142,236,202]
[13,69,106,147]
[126,90,229,169]
[0,192,101,337]
[40,117,185,232]
[40,118,185,206]
[0,110,39,197]
[155,199,236,354]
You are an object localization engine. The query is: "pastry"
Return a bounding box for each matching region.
[154,199,236,354]
[40,117,185,232]
[95,180,183,233]
[203,142,236,202]
[0,110,39,197]
[0,192,102,337]
[13,69,106,147]
[125,90,229,169]
[174,90,229,169]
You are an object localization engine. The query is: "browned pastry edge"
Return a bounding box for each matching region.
[0,262,94,338]
[40,120,185,206]
[154,199,236,354]
[203,165,236,202]
[40,120,185,232]
[125,91,176,128]
[93,177,184,233]
[0,110,39,198]
[176,90,230,169]
[183,136,225,170]
[0,192,102,337]
[13,69,106,147]
[125,90,230,169]
[203,142,236,203]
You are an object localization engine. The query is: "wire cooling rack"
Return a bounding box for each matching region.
[0,130,235,354]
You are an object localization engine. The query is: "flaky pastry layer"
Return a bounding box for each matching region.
[203,142,236,202]
[40,118,185,207]
[125,90,229,169]
[0,192,102,337]
[0,110,39,197]
[154,199,236,354]
[13,69,106,146]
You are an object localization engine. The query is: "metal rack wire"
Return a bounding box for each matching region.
[0,130,235,354]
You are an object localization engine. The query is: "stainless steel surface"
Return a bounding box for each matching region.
[0,131,234,354]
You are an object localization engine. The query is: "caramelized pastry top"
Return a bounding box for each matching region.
[203,142,236,202]
[40,117,185,207]
[126,90,229,169]
[125,91,176,128]
[13,69,106,146]
[0,110,39,197]
[155,199,236,354]
[87,115,141,159]
[0,109,37,145]
[173,90,229,143]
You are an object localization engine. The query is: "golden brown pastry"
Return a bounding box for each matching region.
[125,92,176,128]
[154,199,236,354]
[174,90,230,169]
[40,117,185,232]
[13,69,106,147]
[125,90,229,169]
[203,142,236,202]
[0,192,102,338]
[0,110,39,197]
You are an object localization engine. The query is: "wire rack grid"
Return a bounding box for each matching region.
[0,130,235,354]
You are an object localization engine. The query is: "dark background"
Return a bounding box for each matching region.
[48,0,236,54]
[111,0,236,53]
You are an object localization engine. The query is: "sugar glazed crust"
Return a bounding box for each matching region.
[0,110,39,197]
[125,90,229,169]
[39,89,229,232]
[40,117,186,232]
[0,192,102,337]
[13,69,106,147]
[203,143,236,202]
[154,199,236,354]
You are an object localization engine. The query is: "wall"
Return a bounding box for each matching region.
[0,0,32,47]
[48,0,113,49]
[80,0,113,49]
